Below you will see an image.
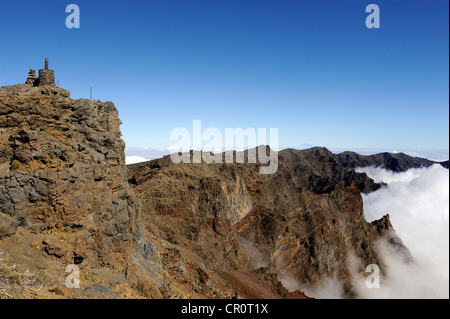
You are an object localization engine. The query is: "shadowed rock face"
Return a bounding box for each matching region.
[440,160,449,169]
[277,147,382,194]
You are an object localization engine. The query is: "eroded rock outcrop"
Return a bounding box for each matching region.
[0,78,162,298]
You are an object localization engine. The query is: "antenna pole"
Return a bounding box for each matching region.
[90,84,92,100]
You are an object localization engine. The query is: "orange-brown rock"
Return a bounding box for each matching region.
[0,83,164,298]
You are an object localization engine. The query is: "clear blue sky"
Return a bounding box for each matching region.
[0,0,448,151]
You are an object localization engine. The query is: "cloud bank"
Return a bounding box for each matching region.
[305,164,449,299]
[125,156,150,165]
[354,164,449,298]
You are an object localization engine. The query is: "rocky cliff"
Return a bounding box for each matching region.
[0,83,162,298]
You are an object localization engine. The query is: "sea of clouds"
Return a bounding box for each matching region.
[304,164,449,299]
[125,155,150,165]
[124,147,170,164]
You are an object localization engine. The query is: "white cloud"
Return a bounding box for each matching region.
[350,237,449,298]
[125,155,150,165]
[303,165,449,299]
[125,148,170,161]
[355,164,449,298]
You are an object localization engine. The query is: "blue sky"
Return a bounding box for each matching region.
[0,0,448,154]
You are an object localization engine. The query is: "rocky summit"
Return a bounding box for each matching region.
[0,63,428,299]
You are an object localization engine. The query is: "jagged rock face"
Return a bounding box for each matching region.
[0,84,139,276]
[127,148,409,296]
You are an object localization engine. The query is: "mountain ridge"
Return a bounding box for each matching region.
[129,146,448,174]
[332,150,448,172]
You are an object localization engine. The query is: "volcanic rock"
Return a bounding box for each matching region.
[0,82,161,298]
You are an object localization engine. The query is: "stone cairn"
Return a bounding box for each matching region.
[25,58,55,86]
[25,68,36,85]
